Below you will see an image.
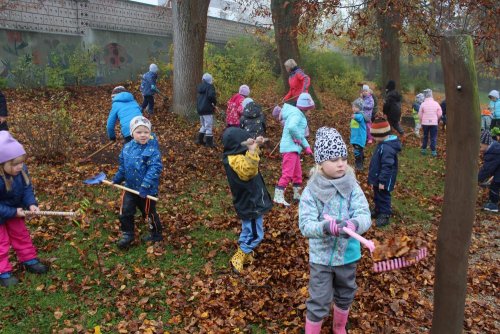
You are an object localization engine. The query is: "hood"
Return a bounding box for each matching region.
[112,92,135,103]
[281,103,301,121]
[383,135,402,152]
[222,127,252,158]
[243,102,262,119]
[386,90,402,102]
[198,81,211,94]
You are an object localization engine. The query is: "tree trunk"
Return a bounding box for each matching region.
[376,0,401,91]
[172,0,210,117]
[431,34,480,334]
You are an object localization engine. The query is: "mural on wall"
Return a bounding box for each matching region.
[103,42,132,68]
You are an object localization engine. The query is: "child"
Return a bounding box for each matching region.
[412,93,424,137]
[0,132,48,287]
[488,90,500,139]
[240,101,266,138]
[106,86,143,143]
[298,127,371,334]
[222,127,273,273]
[350,98,367,171]
[481,108,493,131]
[274,93,314,206]
[0,89,8,131]
[478,130,500,213]
[360,85,374,143]
[140,63,159,114]
[418,89,442,157]
[226,85,249,127]
[368,118,402,227]
[196,73,217,148]
[111,116,163,249]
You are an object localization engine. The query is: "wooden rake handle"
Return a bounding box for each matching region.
[102,180,159,202]
[24,211,78,217]
[84,141,116,161]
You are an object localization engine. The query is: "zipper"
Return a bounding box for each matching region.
[328,197,343,266]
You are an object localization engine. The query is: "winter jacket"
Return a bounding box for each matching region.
[478,141,500,183]
[222,127,273,220]
[412,102,421,124]
[362,94,374,122]
[299,171,371,266]
[112,134,163,196]
[226,93,245,126]
[350,112,367,148]
[418,98,443,126]
[481,110,492,131]
[106,92,143,140]
[0,90,7,117]
[284,67,310,101]
[140,71,158,96]
[196,80,217,116]
[368,135,401,192]
[0,165,37,225]
[489,100,500,120]
[279,103,310,154]
[383,90,402,123]
[240,102,266,138]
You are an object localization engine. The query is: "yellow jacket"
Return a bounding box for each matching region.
[228,148,260,181]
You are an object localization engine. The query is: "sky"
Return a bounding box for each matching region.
[130,0,157,5]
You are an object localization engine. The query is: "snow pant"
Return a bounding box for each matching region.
[277,152,302,188]
[306,262,358,322]
[141,95,155,114]
[373,186,392,215]
[0,217,38,274]
[238,216,264,254]
[119,192,161,236]
[489,181,500,203]
[199,115,214,136]
[353,144,364,165]
[421,125,438,151]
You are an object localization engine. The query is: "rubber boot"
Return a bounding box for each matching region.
[23,259,49,274]
[195,132,205,145]
[375,214,390,227]
[0,273,19,287]
[431,150,437,157]
[205,135,214,148]
[230,247,246,273]
[117,232,134,249]
[142,216,163,242]
[293,186,302,202]
[305,317,323,334]
[333,305,349,334]
[273,187,290,207]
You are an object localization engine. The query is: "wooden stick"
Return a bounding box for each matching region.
[261,95,300,113]
[268,141,280,156]
[102,180,159,201]
[82,141,116,161]
[24,211,78,217]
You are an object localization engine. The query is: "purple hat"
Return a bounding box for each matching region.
[0,132,26,163]
[272,106,282,120]
[239,85,250,96]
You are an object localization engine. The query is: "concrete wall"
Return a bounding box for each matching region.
[0,0,255,85]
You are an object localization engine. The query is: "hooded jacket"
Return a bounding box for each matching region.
[478,141,500,183]
[140,71,158,96]
[383,81,402,123]
[368,135,401,192]
[240,102,266,138]
[279,103,310,153]
[222,127,272,220]
[106,92,143,139]
[299,170,371,266]
[226,93,245,126]
[418,97,443,126]
[197,80,217,116]
[350,112,367,147]
[0,165,37,225]
[284,67,310,102]
[361,94,374,122]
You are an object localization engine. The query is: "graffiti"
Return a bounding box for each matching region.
[4,31,29,56]
[103,42,132,68]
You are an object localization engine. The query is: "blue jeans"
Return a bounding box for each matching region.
[422,125,438,151]
[238,216,264,253]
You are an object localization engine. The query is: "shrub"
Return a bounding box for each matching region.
[67,45,97,86]
[11,54,44,89]
[0,76,7,89]
[45,51,67,89]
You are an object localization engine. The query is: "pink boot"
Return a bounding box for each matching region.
[305,317,323,334]
[333,305,349,334]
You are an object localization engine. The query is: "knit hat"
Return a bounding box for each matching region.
[111,86,127,98]
[362,84,370,92]
[296,93,315,111]
[423,89,433,98]
[415,93,425,104]
[130,116,152,134]
[0,132,26,164]
[272,106,282,120]
[239,85,250,97]
[488,90,499,99]
[149,64,159,73]
[370,118,391,137]
[242,97,253,109]
[480,129,492,145]
[314,127,348,164]
[352,98,364,111]
[202,73,213,84]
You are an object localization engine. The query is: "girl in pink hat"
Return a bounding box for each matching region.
[0,132,48,287]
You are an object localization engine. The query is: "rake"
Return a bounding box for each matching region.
[83,172,159,202]
[24,211,78,217]
[79,141,116,164]
[324,214,428,272]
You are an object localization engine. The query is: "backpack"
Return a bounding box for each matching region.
[240,102,266,138]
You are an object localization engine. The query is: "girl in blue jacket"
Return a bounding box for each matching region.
[350,98,367,171]
[112,116,163,249]
[106,86,143,143]
[299,127,371,334]
[0,132,48,287]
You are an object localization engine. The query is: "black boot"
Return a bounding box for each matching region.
[375,214,390,227]
[117,232,134,249]
[23,260,49,274]
[205,135,214,148]
[370,208,379,219]
[195,132,205,145]
[354,154,364,171]
[142,218,163,242]
[0,275,19,287]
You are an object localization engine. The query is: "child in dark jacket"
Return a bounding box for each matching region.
[196,73,217,148]
[222,127,273,273]
[112,116,163,249]
[240,101,266,138]
[350,98,367,171]
[0,132,48,287]
[368,118,402,226]
[0,90,8,131]
[479,130,500,213]
[140,63,159,114]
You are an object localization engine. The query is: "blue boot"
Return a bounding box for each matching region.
[23,259,49,274]
[117,232,134,249]
[0,272,19,287]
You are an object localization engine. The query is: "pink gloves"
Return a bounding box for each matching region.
[323,216,358,239]
[304,147,313,155]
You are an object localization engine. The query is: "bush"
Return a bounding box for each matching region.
[67,45,97,86]
[0,76,7,89]
[11,54,45,89]
[45,51,67,89]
